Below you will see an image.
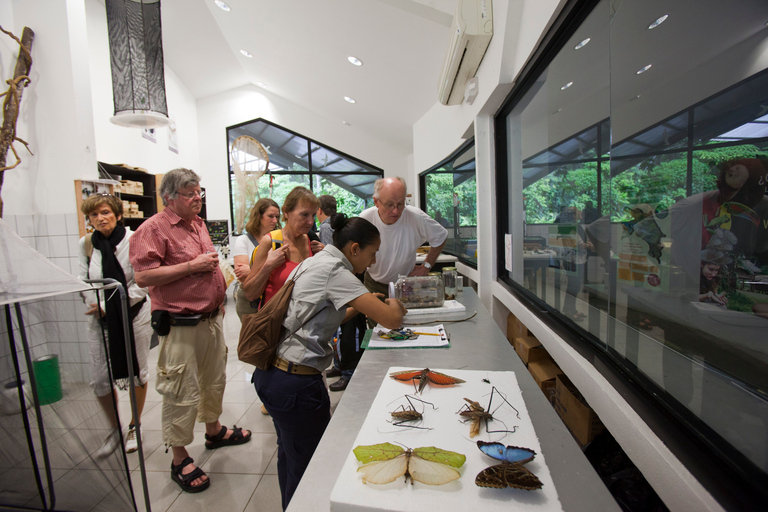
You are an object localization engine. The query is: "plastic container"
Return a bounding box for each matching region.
[389,275,445,309]
[442,267,457,300]
[33,354,63,405]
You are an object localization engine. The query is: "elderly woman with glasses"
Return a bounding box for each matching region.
[79,193,152,457]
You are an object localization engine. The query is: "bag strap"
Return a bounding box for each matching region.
[277,260,327,343]
[246,232,259,247]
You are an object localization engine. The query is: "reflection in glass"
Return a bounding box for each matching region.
[422,140,478,266]
[497,0,768,485]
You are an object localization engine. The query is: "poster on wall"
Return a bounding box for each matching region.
[617,204,670,292]
[168,121,178,153]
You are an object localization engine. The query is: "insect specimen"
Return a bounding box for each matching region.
[389,368,465,394]
[388,395,436,430]
[353,442,466,485]
[458,386,520,438]
[474,441,542,490]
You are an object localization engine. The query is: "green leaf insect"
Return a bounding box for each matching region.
[353,443,466,485]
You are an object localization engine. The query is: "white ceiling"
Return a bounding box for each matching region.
[159,0,458,154]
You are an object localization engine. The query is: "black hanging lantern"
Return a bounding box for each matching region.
[105,0,170,128]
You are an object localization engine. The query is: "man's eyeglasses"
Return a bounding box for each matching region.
[381,201,405,212]
[177,190,205,199]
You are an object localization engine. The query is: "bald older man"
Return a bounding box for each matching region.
[359,177,448,296]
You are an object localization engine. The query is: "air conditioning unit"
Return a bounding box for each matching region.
[437,0,493,106]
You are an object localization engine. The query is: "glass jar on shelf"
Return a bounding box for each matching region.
[442,266,457,300]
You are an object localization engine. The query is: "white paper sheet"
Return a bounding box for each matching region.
[329,368,563,512]
[367,325,449,349]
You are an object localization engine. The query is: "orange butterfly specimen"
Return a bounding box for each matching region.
[389,368,465,394]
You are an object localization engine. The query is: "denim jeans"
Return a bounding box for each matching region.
[252,366,330,510]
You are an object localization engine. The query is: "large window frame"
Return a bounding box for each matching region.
[419,139,478,268]
[226,118,383,234]
[494,0,768,509]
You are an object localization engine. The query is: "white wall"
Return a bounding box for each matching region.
[195,85,412,222]
[85,0,200,179]
[0,0,201,219]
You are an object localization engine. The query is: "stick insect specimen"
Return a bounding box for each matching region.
[458,386,520,438]
[387,395,436,430]
[389,368,465,394]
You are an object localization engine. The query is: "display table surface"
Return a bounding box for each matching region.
[287,289,618,512]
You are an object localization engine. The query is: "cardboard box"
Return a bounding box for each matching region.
[506,313,518,346]
[527,358,562,401]
[554,374,604,447]
[515,335,548,365]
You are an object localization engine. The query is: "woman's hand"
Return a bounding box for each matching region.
[310,240,325,254]
[265,243,290,270]
[384,298,408,316]
[85,303,104,317]
[233,263,251,281]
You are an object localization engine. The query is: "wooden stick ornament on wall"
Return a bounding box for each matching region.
[0,25,34,218]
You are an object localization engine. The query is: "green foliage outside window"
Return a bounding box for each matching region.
[522,144,768,224]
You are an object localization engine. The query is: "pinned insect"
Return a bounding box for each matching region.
[353,442,466,486]
[387,395,436,430]
[389,368,465,394]
[474,441,542,490]
[458,386,520,438]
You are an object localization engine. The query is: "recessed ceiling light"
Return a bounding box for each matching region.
[347,56,363,66]
[636,64,652,74]
[344,96,356,104]
[647,14,668,30]
[240,49,253,58]
[560,81,573,91]
[214,1,231,12]
[574,38,591,50]
[342,121,350,125]
[255,82,268,89]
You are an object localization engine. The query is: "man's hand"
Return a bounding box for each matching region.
[190,252,220,273]
[409,264,430,277]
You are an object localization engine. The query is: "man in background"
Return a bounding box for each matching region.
[360,177,448,295]
[316,195,337,245]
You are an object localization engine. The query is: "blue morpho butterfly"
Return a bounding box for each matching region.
[475,441,543,490]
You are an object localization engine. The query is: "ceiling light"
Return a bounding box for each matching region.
[636,64,652,74]
[214,1,231,12]
[574,38,591,50]
[255,82,268,89]
[344,96,356,104]
[560,81,573,91]
[347,56,363,66]
[240,49,253,58]
[647,14,668,30]
[342,121,350,125]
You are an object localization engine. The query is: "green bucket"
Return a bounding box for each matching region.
[33,354,63,405]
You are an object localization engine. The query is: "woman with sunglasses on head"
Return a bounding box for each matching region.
[252,213,406,510]
[79,193,152,457]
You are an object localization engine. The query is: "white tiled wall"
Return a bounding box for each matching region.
[1,213,90,388]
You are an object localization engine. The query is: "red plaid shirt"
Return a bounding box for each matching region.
[129,208,225,314]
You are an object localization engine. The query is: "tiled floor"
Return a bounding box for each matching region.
[0,294,345,512]
[123,296,346,512]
